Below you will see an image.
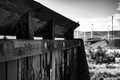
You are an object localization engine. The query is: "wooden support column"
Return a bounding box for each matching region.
[16,12,34,40]
[65,29,74,40]
[15,12,34,80]
[5,12,34,80]
[0,12,34,80]
[42,19,55,80]
[64,28,74,80]
[43,19,55,40]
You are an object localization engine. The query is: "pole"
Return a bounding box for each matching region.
[91,24,93,38]
[108,25,110,40]
[78,28,79,38]
[84,31,86,41]
[112,16,113,40]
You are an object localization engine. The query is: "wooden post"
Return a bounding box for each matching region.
[43,19,55,40]
[112,16,114,40]
[15,12,34,80]
[5,12,34,80]
[64,28,73,80]
[16,12,34,40]
[65,29,74,40]
[42,19,55,80]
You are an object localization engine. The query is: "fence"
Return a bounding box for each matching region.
[0,39,90,80]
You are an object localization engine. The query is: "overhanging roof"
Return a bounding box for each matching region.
[0,0,79,38]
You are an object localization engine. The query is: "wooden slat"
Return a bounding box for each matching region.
[7,60,18,80]
[50,51,55,80]
[69,48,74,80]
[0,62,7,80]
[55,50,61,80]
[18,59,21,80]
[27,57,33,80]
[21,58,28,80]
[66,49,70,80]
[32,55,40,80]
[46,53,50,80]
[61,50,65,80]
[63,50,67,80]
[50,50,62,80]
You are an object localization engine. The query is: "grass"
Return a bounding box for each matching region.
[89,62,120,80]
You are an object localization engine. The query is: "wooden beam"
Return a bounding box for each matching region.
[0,40,81,63]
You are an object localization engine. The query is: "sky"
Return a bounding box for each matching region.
[35,0,120,31]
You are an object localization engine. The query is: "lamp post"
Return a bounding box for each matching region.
[108,25,110,40]
[112,16,113,40]
[91,24,93,38]
[77,27,79,38]
[84,31,86,41]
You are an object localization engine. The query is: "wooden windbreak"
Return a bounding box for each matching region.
[0,12,90,80]
[0,39,90,80]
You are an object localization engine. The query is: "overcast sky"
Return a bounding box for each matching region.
[35,0,120,31]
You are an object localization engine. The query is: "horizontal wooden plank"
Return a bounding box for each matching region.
[0,39,81,63]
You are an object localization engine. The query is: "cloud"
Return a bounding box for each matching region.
[117,3,120,10]
[75,14,120,31]
[113,14,120,26]
[113,14,120,20]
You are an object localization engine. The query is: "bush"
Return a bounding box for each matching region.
[89,46,115,64]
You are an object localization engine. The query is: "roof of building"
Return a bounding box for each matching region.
[0,0,79,38]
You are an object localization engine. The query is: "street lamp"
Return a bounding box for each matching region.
[108,25,110,40]
[91,24,93,38]
[112,16,114,40]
